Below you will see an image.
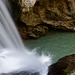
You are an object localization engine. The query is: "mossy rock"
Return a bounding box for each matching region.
[48,54,75,75]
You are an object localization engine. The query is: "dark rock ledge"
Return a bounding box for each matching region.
[48,54,75,75]
[11,0,75,39]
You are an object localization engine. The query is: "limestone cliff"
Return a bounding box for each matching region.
[11,0,75,39]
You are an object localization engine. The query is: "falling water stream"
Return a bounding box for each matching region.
[0,0,51,75]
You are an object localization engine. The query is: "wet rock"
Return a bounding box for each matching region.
[16,22,49,39]
[11,0,75,38]
[48,54,75,75]
[1,72,39,75]
[27,25,49,39]
[16,21,28,40]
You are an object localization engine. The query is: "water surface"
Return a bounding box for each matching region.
[25,32,75,63]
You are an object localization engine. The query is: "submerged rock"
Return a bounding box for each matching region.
[11,0,75,39]
[48,54,75,75]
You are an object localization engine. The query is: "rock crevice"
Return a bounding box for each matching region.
[11,0,75,39]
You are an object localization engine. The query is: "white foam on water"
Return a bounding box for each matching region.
[0,0,52,75]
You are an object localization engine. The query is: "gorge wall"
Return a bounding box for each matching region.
[11,0,75,39]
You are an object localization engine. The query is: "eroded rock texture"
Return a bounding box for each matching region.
[11,0,75,39]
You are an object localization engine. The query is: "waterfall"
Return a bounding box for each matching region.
[0,0,51,75]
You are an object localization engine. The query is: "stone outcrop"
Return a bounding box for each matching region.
[11,0,75,39]
[48,54,75,75]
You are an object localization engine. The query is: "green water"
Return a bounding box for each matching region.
[25,32,75,63]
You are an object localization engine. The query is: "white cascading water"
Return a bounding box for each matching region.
[0,0,52,75]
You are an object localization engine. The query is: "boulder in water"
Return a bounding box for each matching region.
[48,54,75,75]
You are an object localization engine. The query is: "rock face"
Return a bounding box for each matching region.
[11,0,75,39]
[48,54,75,75]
